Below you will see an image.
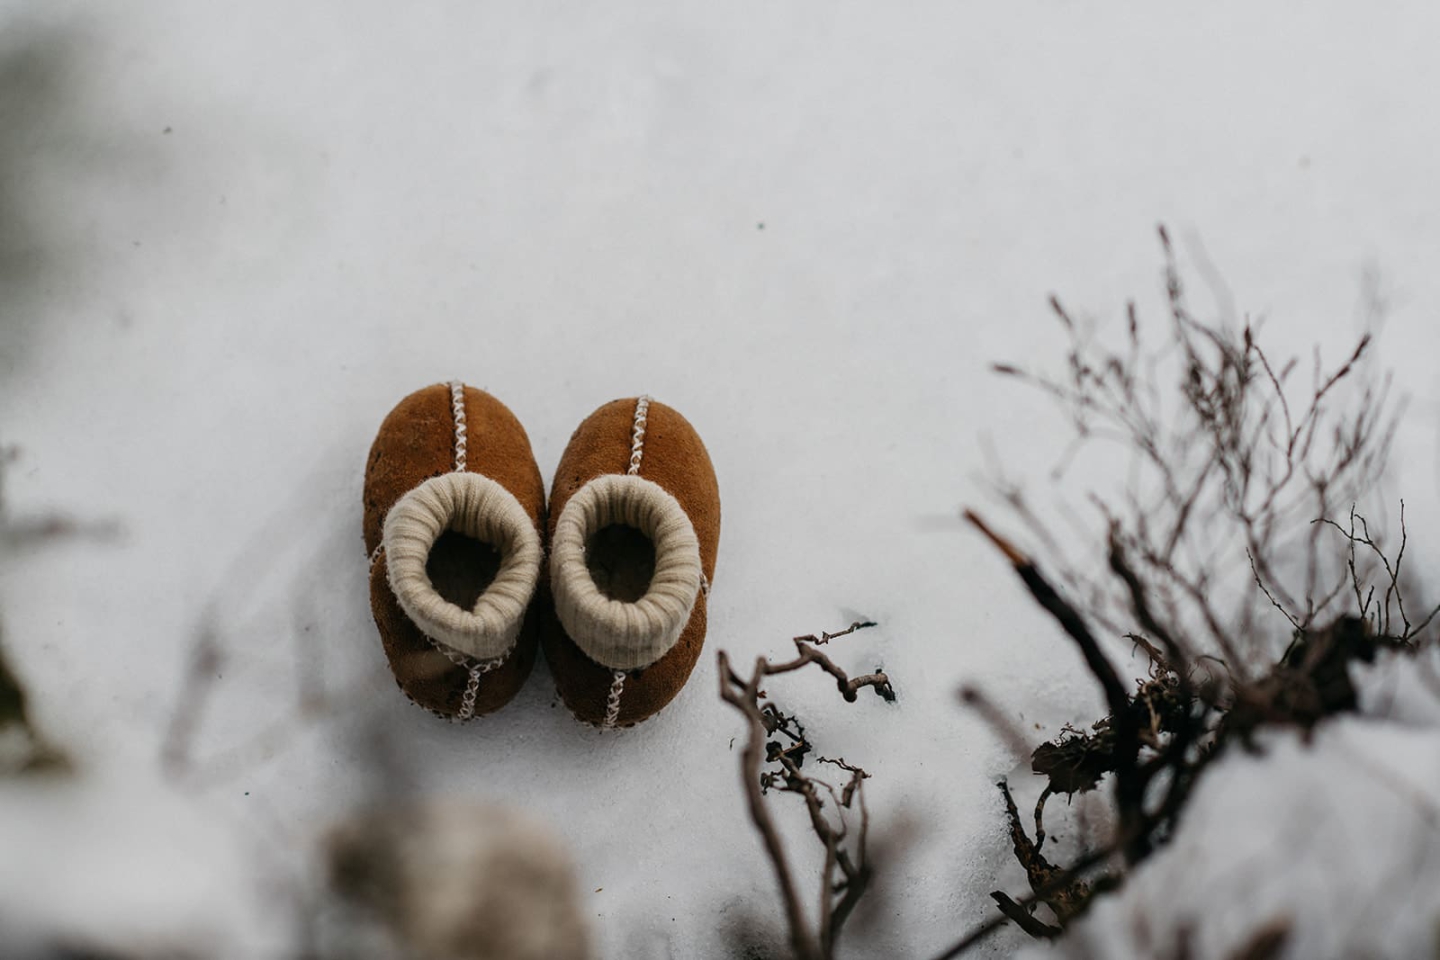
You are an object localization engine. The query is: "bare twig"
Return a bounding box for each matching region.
[160,622,224,778]
[956,684,1033,762]
[963,228,1417,952]
[929,842,1121,959]
[719,649,815,960]
[1313,502,1439,643]
[718,623,891,960]
[965,510,1149,862]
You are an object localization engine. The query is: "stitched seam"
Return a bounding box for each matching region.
[368,542,385,569]
[430,381,497,720]
[449,380,469,472]
[627,395,650,475]
[435,641,504,722]
[602,670,626,729]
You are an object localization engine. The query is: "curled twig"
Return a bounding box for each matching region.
[718,623,891,960]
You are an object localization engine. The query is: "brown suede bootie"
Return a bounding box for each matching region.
[542,396,720,727]
[363,382,546,720]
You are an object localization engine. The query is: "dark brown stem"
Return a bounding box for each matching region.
[966,510,1147,861]
[990,892,1061,939]
[719,650,821,960]
[718,625,887,960]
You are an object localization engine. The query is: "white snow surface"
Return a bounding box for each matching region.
[0,771,283,958]
[1,2,1438,957]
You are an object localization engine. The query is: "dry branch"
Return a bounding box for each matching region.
[955,228,1426,953]
[719,622,892,960]
[966,510,1149,862]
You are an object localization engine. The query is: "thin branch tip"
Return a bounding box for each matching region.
[963,509,1028,567]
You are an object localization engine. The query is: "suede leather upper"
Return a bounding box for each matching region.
[364,384,545,717]
[542,398,720,725]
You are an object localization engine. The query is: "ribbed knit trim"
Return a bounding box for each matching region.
[382,472,542,661]
[550,474,701,671]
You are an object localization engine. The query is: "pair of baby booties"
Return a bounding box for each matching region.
[362,382,720,727]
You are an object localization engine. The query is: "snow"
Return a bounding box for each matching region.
[1356,644,1440,728]
[0,771,283,958]
[1,1,1438,957]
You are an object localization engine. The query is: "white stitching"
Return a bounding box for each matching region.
[449,380,469,472]
[627,395,650,475]
[368,542,384,569]
[435,641,504,722]
[434,382,498,722]
[700,572,710,597]
[602,669,626,729]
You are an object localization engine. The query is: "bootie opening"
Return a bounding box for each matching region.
[427,531,503,609]
[383,472,543,661]
[585,524,656,603]
[551,473,702,671]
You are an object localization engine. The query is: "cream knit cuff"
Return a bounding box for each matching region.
[382,471,542,661]
[550,474,702,671]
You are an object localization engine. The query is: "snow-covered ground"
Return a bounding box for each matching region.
[2,2,1439,957]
